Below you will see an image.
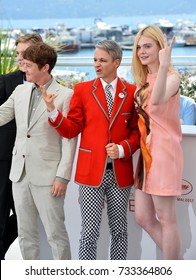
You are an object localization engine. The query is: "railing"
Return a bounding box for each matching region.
[55,55,196,82]
[56,55,196,67]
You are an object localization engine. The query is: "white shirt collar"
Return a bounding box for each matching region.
[100,77,118,92]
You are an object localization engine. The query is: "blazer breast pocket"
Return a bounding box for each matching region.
[121,112,132,129]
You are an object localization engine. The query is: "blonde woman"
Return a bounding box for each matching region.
[132,25,183,260]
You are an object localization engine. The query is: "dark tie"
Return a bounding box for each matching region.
[105,84,113,118]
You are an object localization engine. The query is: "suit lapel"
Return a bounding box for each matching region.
[92,78,128,127]
[21,83,34,128]
[28,98,46,130]
[28,80,59,130]
[92,78,109,120]
[110,78,127,127]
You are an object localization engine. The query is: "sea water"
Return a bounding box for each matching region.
[1,13,196,30]
[2,14,196,80]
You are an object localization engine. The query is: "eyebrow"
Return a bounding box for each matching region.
[138,42,153,47]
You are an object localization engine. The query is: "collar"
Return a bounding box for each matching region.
[100,77,118,91]
[33,77,53,91]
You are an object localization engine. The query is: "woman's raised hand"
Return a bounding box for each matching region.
[159,35,175,68]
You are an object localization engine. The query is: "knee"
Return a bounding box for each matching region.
[135,213,156,231]
[135,213,146,228]
[81,225,100,241]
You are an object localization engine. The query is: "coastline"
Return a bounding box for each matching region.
[2,13,196,30]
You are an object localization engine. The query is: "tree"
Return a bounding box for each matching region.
[0,29,18,74]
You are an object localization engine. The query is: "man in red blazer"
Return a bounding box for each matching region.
[42,40,140,260]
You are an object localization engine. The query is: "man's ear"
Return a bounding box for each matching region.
[114,58,121,69]
[42,64,50,72]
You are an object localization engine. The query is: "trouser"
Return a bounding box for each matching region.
[12,170,71,260]
[79,169,131,260]
[0,161,17,260]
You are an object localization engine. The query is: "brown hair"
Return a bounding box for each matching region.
[15,33,43,46]
[23,42,57,74]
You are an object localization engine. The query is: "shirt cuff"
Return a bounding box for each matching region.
[48,108,59,122]
[56,176,70,184]
[117,144,125,159]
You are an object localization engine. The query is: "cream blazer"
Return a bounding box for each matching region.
[0,79,77,185]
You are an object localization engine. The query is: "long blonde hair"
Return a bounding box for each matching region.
[132,25,173,86]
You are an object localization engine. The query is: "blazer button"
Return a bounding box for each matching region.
[27,134,31,138]
[22,155,25,158]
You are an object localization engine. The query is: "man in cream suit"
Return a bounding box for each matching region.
[0,33,43,260]
[0,42,77,259]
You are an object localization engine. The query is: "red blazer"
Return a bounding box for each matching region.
[49,78,140,188]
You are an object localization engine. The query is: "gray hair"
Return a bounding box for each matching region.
[95,40,122,62]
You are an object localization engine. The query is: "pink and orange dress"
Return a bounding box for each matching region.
[134,72,183,196]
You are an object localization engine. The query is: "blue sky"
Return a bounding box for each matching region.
[1,0,196,19]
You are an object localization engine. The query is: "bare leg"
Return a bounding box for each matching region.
[135,189,182,259]
[152,195,182,260]
[135,189,162,250]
